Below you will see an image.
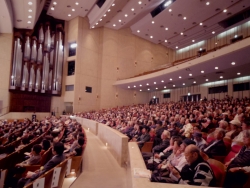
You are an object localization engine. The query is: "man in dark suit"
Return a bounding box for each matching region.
[137,126,150,149]
[17,142,65,187]
[202,130,227,158]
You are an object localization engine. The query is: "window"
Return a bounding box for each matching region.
[69,42,77,57]
[68,61,75,76]
[85,86,92,93]
[208,85,228,94]
[233,82,250,91]
[66,85,74,91]
[96,0,106,8]
[163,93,170,98]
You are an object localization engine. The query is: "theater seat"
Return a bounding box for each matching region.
[207,159,226,187]
[224,144,242,164]
[141,142,153,152]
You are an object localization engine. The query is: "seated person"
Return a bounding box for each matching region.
[179,119,193,138]
[171,145,216,186]
[193,132,207,150]
[207,120,228,139]
[134,126,150,149]
[225,119,241,139]
[224,129,250,188]
[66,137,84,157]
[17,142,65,188]
[0,145,15,159]
[16,137,29,151]
[233,118,250,143]
[202,130,227,158]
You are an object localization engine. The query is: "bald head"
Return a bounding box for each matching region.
[184,145,200,165]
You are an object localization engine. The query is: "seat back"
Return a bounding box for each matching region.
[0,169,7,188]
[70,156,82,175]
[40,147,52,166]
[141,142,153,152]
[200,151,209,161]
[207,158,226,187]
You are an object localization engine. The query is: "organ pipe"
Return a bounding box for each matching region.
[37,43,43,63]
[31,38,37,62]
[24,36,31,61]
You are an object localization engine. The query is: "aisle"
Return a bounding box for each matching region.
[70,129,130,188]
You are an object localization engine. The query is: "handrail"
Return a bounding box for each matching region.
[0,106,9,118]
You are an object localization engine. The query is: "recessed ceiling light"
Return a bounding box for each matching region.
[192,40,195,42]
[51,7,54,10]
[165,27,168,30]
[215,67,218,69]
[165,40,167,42]
[150,36,153,38]
[189,74,192,76]
[68,14,71,17]
[161,80,164,83]
[125,14,128,17]
[164,86,166,88]
[220,76,223,79]
[27,21,31,24]
[92,26,95,28]
[53,2,57,5]
[231,62,236,65]
[156,88,158,90]
[148,88,150,91]
[75,2,79,5]
[140,90,142,91]
[212,31,215,34]
[179,76,182,79]
[118,20,121,22]
[104,14,106,17]
[206,79,208,81]
[96,23,98,25]
[200,23,203,26]
[28,2,33,5]
[134,85,136,88]
[215,43,217,45]
[180,32,183,35]
[199,48,203,51]
[137,30,140,33]
[176,46,178,49]
[173,85,175,87]
[146,83,149,85]
[170,78,172,81]
[169,9,172,12]
[113,24,116,27]
[72,9,75,11]
[152,21,155,24]
[128,86,130,88]
[193,81,196,83]
[139,85,142,87]
[138,1,142,4]
[28,15,32,18]
[223,9,227,13]
[237,73,241,75]
[183,83,185,85]
[112,3,115,6]
[28,9,32,12]
[234,35,238,38]
[131,8,134,11]
[183,17,187,20]
[206,2,210,5]
[100,19,102,21]
[154,82,156,84]
[201,70,204,73]
[108,9,111,12]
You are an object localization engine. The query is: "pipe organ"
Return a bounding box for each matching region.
[9,23,64,96]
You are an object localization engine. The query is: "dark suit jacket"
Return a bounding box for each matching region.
[203,140,227,158]
[137,133,150,149]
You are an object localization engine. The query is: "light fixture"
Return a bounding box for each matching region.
[200,23,203,26]
[146,83,149,85]
[53,2,57,5]
[180,32,183,35]
[70,43,77,48]
[125,14,128,17]
[176,46,178,49]
[68,14,71,17]
[139,85,142,87]
[173,85,175,87]
[138,1,142,4]
[183,17,187,20]
[28,9,32,12]
[183,83,185,85]
[165,40,167,42]
[104,14,106,17]
[28,15,32,18]
[231,62,235,65]
[201,70,204,73]
[28,2,33,5]
[193,81,196,84]
[75,2,79,5]
[179,76,182,79]
[92,26,95,28]
[119,20,121,22]
[164,86,166,88]
[112,3,115,6]
[134,85,136,88]
[164,0,172,7]
[169,9,172,12]
[206,79,208,81]
[100,19,102,21]
[165,27,168,30]
[152,21,155,24]
[96,23,98,25]
[170,78,172,81]
[223,9,227,13]
[27,21,31,24]
[215,67,218,69]
[113,24,116,27]
[137,30,140,33]
[200,48,202,51]
[220,76,223,79]
[148,88,150,91]
[192,40,195,42]
[237,73,241,75]
[131,8,134,11]
[156,88,158,89]
[161,80,164,82]
[215,42,217,45]
[189,74,192,76]
[212,31,215,34]
[72,9,75,11]
[206,2,210,5]
[154,82,156,84]
[108,9,111,12]
[128,86,130,88]
[234,35,238,38]
[150,36,153,38]
[140,90,142,91]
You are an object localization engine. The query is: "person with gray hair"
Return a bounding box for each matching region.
[224,129,250,187]
[233,118,250,143]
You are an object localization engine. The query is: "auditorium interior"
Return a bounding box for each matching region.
[0,0,250,187]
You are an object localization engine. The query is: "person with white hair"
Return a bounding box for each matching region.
[225,119,241,139]
[233,118,250,143]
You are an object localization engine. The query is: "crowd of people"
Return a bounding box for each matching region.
[0,116,85,188]
[75,96,250,187]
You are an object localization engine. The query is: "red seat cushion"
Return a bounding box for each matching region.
[224,151,237,163]
[209,163,223,187]
[231,145,242,153]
